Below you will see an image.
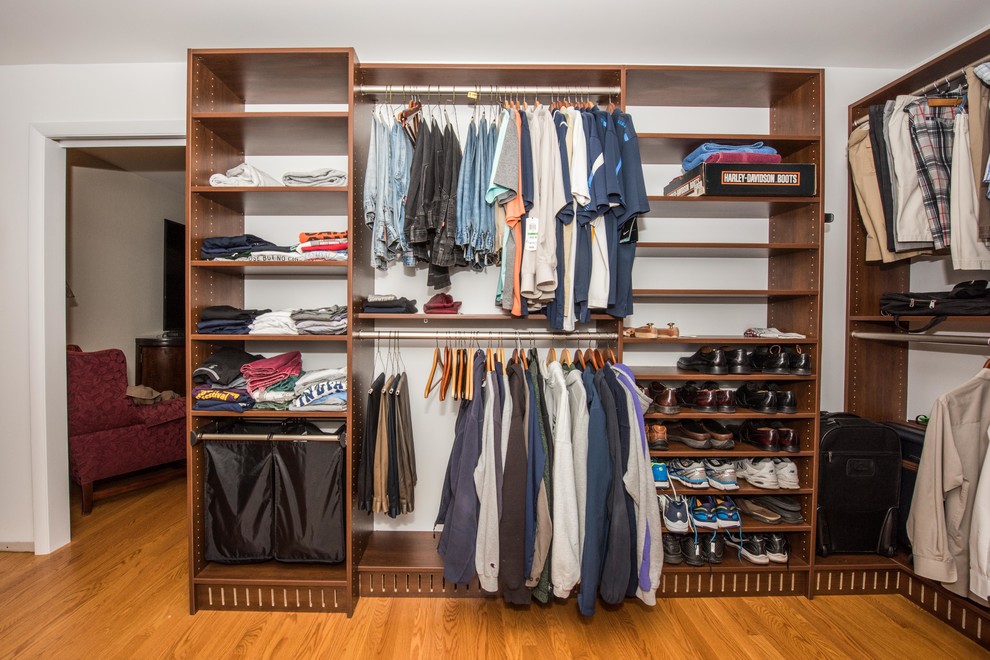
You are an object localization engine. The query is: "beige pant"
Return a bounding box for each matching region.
[966,68,990,241]
[848,124,930,263]
[888,95,933,243]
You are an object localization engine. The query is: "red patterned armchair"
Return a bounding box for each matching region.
[66,348,186,513]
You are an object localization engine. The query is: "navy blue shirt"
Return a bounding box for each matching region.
[607,110,650,319]
[578,364,611,617]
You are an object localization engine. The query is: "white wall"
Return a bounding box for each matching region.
[0,63,185,547]
[66,152,185,382]
[2,56,975,544]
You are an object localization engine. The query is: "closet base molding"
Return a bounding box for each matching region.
[191,584,350,612]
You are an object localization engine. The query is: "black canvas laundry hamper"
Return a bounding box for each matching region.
[201,420,345,564]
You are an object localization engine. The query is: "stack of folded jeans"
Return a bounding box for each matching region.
[282,167,347,187]
[289,367,348,412]
[241,351,303,392]
[423,293,462,314]
[249,310,299,335]
[197,305,271,335]
[200,234,278,260]
[292,305,348,335]
[681,142,781,171]
[362,294,418,314]
[191,347,262,412]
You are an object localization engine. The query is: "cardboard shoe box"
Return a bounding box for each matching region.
[664,162,817,197]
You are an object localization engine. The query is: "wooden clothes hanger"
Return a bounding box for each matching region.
[424,343,442,399]
[560,347,571,366]
[546,347,557,366]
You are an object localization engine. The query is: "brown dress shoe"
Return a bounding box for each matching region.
[648,382,680,415]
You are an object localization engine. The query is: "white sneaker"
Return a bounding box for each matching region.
[735,458,779,489]
[773,458,800,489]
[659,494,691,533]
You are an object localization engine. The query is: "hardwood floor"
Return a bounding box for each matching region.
[0,480,985,659]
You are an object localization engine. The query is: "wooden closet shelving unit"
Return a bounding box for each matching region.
[836,27,990,648]
[185,48,359,615]
[620,65,824,597]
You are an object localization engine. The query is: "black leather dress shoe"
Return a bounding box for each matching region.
[676,346,728,375]
[735,382,778,413]
[748,345,789,374]
[766,383,797,414]
[720,347,751,375]
[676,381,717,413]
[785,347,812,376]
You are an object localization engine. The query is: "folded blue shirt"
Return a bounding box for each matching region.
[682,141,779,172]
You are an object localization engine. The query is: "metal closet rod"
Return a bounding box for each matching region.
[852,55,988,128]
[358,84,621,96]
[851,331,990,347]
[353,330,618,341]
[195,432,343,442]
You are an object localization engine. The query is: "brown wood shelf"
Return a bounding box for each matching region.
[359,531,442,572]
[645,196,819,218]
[192,112,349,155]
[651,448,814,458]
[645,411,816,420]
[195,561,349,586]
[633,289,818,299]
[622,336,817,345]
[191,410,347,418]
[657,484,812,496]
[630,366,814,381]
[663,554,810,573]
[638,133,819,164]
[355,313,616,321]
[190,260,348,275]
[663,518,810,534]
[625,66,822,108]
[812,553,907,571]
[191,49,354,105]
[190,334,347,341]
[357,63,621,90]
[635,242,818,258]
[190,186,349,215]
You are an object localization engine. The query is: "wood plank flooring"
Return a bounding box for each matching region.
[0,479,985,659]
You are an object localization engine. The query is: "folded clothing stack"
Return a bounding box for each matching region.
[200,234,278,260]
[209,163,280,187]
[191,347,262,412]
[292,305,348,335]
[362,294,418,314]
[249,310,298,335]
[282,167,347,187]
[197,305,271,335]
[241,351,303,392]
[681,142,781,171]
[423,293,462,315]
[290,367,348,412]
[250,374,300,411]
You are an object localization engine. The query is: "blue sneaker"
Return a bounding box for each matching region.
[652,461,669,488]
[690,496,719,530]
[714,496,742,529]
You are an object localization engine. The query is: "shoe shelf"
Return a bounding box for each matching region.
[630,366,813,381]
[191,112,350,155]
[190,187,350,216]
[190,261,349,276]
[657,484,813,496]
[634,242,819,258]
[632,289,817,299]
[651,448,815,458]
[638,133,820,164]
[621,336,818,346]
[191,410,347,419]
[190,334,348,342]
[662,520,810,534]
[644,196,818,219]
[352,313,616,322]
[663,555,809,573]
[812,552,909,571]
[645,411,816,420]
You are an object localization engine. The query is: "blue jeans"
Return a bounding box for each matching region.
[682,141,778,171]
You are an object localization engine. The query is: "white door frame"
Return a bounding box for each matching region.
[28,120,184,554]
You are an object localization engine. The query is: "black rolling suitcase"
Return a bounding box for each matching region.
[817,412,901,557]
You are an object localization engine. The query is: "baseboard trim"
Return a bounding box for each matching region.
[1,542,35,553]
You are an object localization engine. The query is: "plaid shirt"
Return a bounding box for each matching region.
[907,99,960,250]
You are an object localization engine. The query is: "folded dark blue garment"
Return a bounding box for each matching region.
[200,305,271,321]
[201,234,277,253]
[196,322,251,335]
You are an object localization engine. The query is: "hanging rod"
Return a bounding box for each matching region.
[358,85,621,97]
[353,330,618,341]
[851,331,990,346]
[851,55,989,128]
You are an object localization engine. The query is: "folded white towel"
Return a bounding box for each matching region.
[209,163,280,187]
[281,167,348,187]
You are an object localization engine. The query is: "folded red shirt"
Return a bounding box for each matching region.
[702,152,783,164]
[423,293,462,313]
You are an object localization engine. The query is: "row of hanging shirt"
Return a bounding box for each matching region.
[848,64,990,270]
[363,93,650,330]
[433,346,662,616]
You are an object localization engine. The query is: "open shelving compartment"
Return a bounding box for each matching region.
[186,48,359,614]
